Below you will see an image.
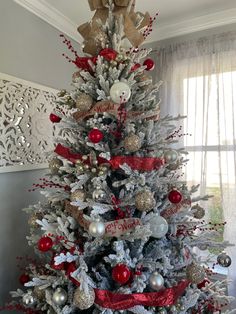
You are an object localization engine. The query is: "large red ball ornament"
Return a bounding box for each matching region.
[38,236,53,252]
[19,273,30,285]
[49,113,61,123]
[112,264,131,285]
[99,48,118,61]
[143,58,155,71]
[168,190,183,204]
[88,128,104,143]
[51,254,65,271]
[66,262,80,286]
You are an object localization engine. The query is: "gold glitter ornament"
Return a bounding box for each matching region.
[28,213,41,228]
[135,190,156,212]
[34,286,45,300]
[73,287,95,310]
[76,93,93,111]
[124,133,142,153]
[70,189,86,202]
[186,263,205,284]
[192,204,205,219]
[49,158,63,175]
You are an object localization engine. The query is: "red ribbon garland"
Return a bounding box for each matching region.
[54,144,165,171]
[94,280,189,310]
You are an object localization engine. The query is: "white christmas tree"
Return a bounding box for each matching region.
[2,1,235,313]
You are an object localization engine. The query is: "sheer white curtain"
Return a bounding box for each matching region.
[156,32,236,302]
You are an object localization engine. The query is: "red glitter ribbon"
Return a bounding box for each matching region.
[54,144,165,171]
[94,280,189,310]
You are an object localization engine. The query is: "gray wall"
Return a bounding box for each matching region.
[0,0,80,309]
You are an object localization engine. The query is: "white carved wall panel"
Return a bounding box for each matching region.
[0,73,58,173]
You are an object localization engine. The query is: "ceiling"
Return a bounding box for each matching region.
[14,0,236,43]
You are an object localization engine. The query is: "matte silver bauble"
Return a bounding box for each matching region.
[217,253,232,267]
[164,150,178,164]
[89,220,105,237]
[73,287,95,310]
[52,288,67,306]
[149,271,164,291]
[135,190,156,212]
[110,82,131,103]
[23,294,36,306]
[186,263,205,284]
[149,215,168,238]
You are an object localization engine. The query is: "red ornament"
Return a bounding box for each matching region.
[99,48,118,61]
[131,63,141,72]
[51,254,65,270]
[88,128,104,143]
[112,264,131,285]
[49,113,61,123]
[66,262,80,286]
[168,190,182,204]
[74,56,97,72]
[143,58,155,71]
[19,273,30,285]
[197,278,210,289]
[38,236,53,252]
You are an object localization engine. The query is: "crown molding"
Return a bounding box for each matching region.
[14,0,81,43]
[14,0,236,43]
[153,7,236,41]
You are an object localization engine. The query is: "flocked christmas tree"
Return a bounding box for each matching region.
[2,1,235,313]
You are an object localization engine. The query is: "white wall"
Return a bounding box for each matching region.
[0,0,80,309]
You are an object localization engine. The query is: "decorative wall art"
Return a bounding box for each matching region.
[0,73,58,173]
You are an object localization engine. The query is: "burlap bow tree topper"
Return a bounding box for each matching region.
[78,0,150,55]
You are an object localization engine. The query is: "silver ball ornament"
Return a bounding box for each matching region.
[23,294,36,306]
[149,271,164,291]
[110,82,131,103]
[73,287,95,310]
[135,190,156,212]
[89,220,105,237]
[149,215,168,238]
[164,150,178,164]
[124,133,142,153]
[217,253,232,267]
[186,263,205,284]
[92,188,106,201]
[52,288,67,306]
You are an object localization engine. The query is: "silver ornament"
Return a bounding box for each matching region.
[192,204,205,219]
[110,82,131,104]
[124,133,142,153]
[52,288,67,306]
[70,189,86,202]
[76,93,93,112]
[73,287,95,310]
[186,263,205,284]
[49,158,63,175]
[135,190,156,212]
[149,272,164,291]
[92,188,106,201]
[89,220,105,237]
[23,294,36,306]
[217,253,232,267]
[149,215,168,238]
[164,150,178,164]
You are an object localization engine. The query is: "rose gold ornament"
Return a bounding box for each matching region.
[124,133,142,153]
[70,189,86,202]
[76,93,93,111]
[186,263,205,284]
[135,190,156,212]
